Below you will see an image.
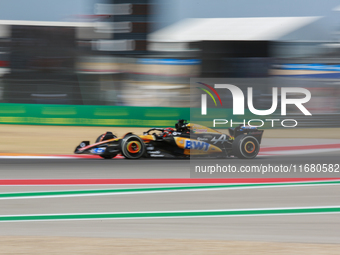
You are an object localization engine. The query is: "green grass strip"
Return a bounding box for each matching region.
[1,207,340,221]
[0,181,340,199]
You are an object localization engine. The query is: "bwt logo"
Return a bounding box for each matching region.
[198,82,312,116]
[185,140,210,151]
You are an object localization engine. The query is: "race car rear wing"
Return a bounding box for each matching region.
[229,125,264,144]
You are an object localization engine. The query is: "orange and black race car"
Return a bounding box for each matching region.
[74,120,264,159]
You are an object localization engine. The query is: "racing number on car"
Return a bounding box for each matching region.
[185,140,210,151]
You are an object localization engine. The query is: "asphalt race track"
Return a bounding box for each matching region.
[0,151,339,243]
[1,152,339,179]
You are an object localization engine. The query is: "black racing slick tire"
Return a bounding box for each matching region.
[232,134,260,159]
[95,132,117,159]
[120,134,146,159]
[100,154,117,159]
[95,135,103,143]
[96,132,116,143]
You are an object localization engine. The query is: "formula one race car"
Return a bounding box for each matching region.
[74,120,264,159]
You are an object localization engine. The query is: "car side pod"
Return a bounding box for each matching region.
[120,134,146,159]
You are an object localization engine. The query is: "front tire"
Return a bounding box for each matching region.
[96,132,116,143]
[100,154,117,159]
[232,135,260,159]
[95,132,117,159]
[120,134,145,159]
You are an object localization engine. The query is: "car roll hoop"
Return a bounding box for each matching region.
[175,119,189,132]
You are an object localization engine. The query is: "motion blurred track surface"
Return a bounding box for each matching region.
[0,152,339,243]
[0,152,339,179]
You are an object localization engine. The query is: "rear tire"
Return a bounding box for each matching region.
[232,134,260,159]
[120,134,145,159]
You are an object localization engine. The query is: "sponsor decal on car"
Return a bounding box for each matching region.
[240,126,257,130]
[148,151,161,154]
[172,132,182,136]
[211,134,228,144]
[197,137,209,141]
[193,129,208,133]
[90,148,106,154]
[185,140,210,151]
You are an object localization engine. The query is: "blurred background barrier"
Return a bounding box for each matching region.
[274,113,340,128]
[1,103,338,128]
[0,2,340,129]
[0,103,189,127]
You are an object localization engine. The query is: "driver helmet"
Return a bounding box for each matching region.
[163,127,174,137]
